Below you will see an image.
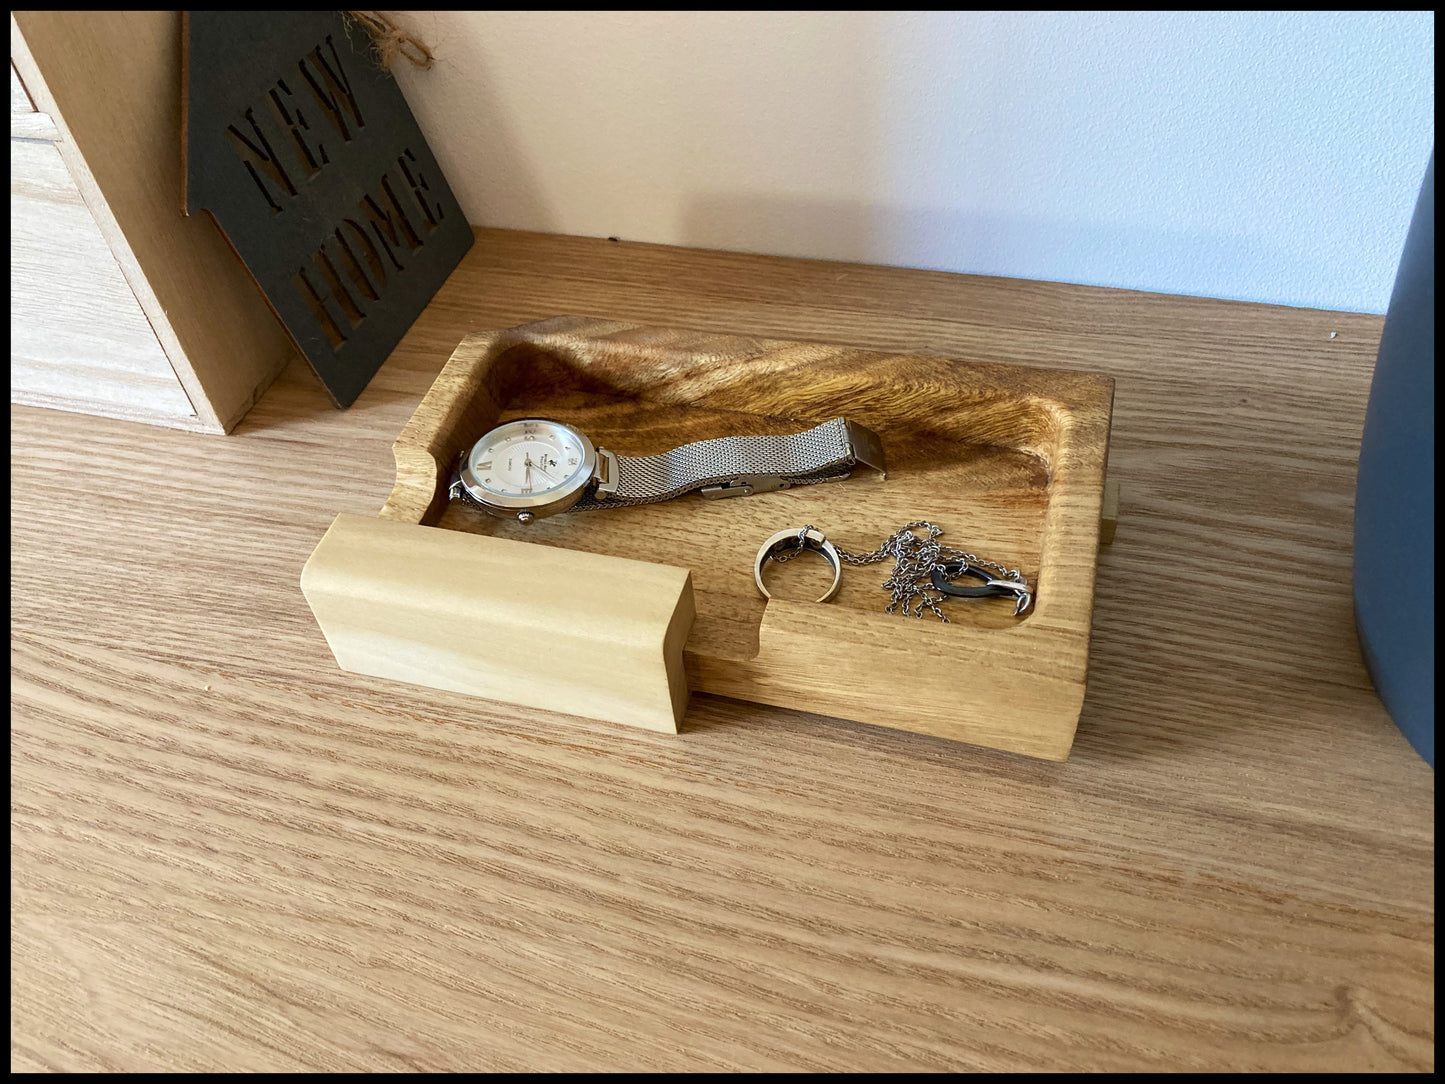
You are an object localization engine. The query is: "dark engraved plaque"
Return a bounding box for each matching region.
[183,10,473,408]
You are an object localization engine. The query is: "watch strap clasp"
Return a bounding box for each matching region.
[844,420,888,479]
[699,474,795,500]
[592,447,621,497]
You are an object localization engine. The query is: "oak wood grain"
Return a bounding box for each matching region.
[10,227,1433,1072]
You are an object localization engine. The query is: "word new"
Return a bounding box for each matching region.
[222,34,446,351]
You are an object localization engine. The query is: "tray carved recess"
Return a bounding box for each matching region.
[380,315,1115,760]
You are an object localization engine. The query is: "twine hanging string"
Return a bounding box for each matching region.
[343,10,434,70]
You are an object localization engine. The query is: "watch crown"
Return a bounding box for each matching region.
[516,512,535,525]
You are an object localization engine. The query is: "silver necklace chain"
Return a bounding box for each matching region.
[774,521,1027,622]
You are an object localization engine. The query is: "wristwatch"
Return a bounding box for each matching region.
[448,415,887,524]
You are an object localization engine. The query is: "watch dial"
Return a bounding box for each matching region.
[470,419,588,498]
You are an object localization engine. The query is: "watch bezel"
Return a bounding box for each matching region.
[457,418,598,517]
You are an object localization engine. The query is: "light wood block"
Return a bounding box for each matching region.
[10,57,56,138]
[10,11,296,432]
[10,58,30,110]
[371,315,1114,760]
[10,138,198,422]
[301,512,695,733]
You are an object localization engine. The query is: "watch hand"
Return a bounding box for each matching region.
[522,449,559,483]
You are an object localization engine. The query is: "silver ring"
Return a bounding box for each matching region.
[754,527,843,603]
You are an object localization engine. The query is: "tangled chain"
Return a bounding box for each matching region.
[780,521,1026,622]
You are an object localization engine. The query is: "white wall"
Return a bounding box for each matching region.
[389,10,1434,314]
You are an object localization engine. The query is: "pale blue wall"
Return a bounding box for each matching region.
[397,10,1435,313]
[862,10,1435,313]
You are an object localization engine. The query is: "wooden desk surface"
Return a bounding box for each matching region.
[11,229,1433,1072]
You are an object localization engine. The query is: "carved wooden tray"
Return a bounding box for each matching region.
[380,315,1114,759]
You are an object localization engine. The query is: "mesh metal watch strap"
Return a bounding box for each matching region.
[570,417,858,510]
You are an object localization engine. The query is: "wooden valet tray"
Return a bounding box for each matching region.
[307,315,1115,760]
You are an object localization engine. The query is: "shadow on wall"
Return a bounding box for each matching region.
[388,16,558,236]
[678,193,1319,306]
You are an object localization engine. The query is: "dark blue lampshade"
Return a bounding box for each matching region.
[1353,150,1434,766]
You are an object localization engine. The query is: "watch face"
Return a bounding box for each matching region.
[460,418,596,514]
